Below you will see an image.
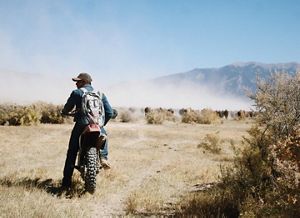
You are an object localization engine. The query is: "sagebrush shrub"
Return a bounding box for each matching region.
[40,104,64,124]
[176,72,300,217]
[198,109,220,124]
[144,108,176,124]
[198,132,222,154]
[0,104,40,126]
[145,110,165,124]
[181,110,199,123]
[227,72,300,216]
[251,72,300,140]
[181,109,220,124]
[119,110,134,123]
[0,102,65,125]
[0,104,11,125]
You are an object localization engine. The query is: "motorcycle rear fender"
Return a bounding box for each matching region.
[80,131,100,148]
[83,124,100,134]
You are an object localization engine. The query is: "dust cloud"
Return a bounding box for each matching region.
[1,71,252,110]
[0,72,73,104]
[106,80,252,110]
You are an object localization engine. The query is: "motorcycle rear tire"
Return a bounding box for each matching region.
[85,147,97,193]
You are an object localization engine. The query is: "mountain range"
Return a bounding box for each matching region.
[151,62,300,97]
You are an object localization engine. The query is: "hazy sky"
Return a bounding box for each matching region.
[1,0,299,85]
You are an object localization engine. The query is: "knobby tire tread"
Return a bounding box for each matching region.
[85,147,97,193]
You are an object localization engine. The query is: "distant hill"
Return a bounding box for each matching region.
[152,62,300,97]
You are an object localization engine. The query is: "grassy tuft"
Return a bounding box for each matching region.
[198,132,222,154]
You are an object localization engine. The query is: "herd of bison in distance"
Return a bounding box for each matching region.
[144,107,256,120]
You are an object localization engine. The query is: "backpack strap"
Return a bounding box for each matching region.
[79,87,91,117]
[81,87,100,98]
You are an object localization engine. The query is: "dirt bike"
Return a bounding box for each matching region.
[64,109,117,193]
[65,112,106,193]
[76,123,105,193]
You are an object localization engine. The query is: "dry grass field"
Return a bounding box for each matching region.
[0,118,252,217]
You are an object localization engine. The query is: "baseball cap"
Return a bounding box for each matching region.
[72,73,92,83]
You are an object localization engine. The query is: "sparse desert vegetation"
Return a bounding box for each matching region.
[198,132,223,154]
[0,102,66,125]
[181,108,221,124]
[0,115,250,217]
[174,72,300,217]
[0,72,299,217]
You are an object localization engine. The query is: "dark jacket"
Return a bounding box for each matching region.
[62,84,114,126]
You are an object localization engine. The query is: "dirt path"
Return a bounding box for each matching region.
[88,122,230,216]
[91,126,176,216]
[91,143,173,217]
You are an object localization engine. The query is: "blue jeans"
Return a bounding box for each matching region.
[100,127,108,160]
[62,123,108,187]
[101,141,108,159]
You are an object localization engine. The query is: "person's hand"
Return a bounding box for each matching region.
[112,108,118,119]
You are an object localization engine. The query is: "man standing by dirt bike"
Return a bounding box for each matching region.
[61,72,114,189]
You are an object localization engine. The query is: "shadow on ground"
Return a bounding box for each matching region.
[0,176,86,198]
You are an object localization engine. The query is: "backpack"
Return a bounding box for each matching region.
[80,87,105,127]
